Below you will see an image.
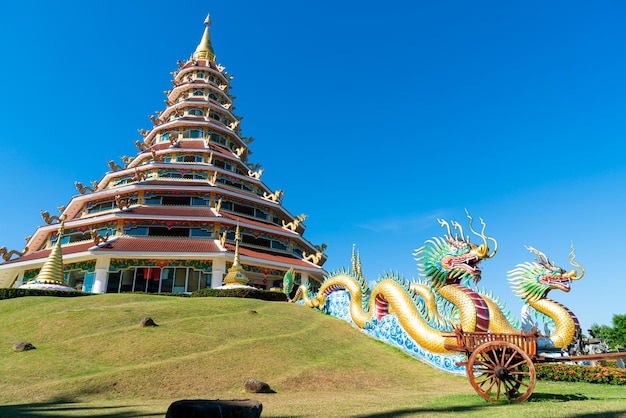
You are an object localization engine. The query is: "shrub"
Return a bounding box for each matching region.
[536,363,626,385]
[0,288,91,300]
[191,287,287,301]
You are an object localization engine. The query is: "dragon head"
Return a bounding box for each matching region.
[508,244,584,301]
[415,210,498,289]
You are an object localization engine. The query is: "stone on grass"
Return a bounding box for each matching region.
[243,378,274,393]
[139,317,158,327]
[165,399,262,418]
[13,342,36,352]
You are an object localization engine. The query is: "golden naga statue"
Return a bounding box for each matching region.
[107,160,123,172]
[303,243,327,265]
[0,237,30,261]
[213,197,223,214]
[247,169,263,179]
[41,208,67,225]
[138,129,149,138]
[219,231,227,247]
[282,214,307,232]
[75,181,99,195]
[120,156,133,167]
[263,190,283,203]
[133,168,146,182]
[234,147,245,157]
[149,114,162,125]
[150,149,162,162]
[115,194,133,211]
[135,140,149,152]
[91,229,109,246]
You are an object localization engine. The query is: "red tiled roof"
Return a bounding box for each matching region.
[224,244,323,269]
[1,241,94,265]
[92,236,221,253]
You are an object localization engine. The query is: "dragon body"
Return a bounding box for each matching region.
[285,213,584,373]
[286,213,498,372]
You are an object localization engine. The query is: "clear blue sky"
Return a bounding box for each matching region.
[1,1,625,333]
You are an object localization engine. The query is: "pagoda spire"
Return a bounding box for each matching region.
[35,222,66,285]
[223,223,250,286]
[192,14,216,62]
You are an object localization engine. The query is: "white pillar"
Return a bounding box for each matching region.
[211,259,226,288]
[300,272,309,285]
[13,270,25,288]
[92,257,111,294]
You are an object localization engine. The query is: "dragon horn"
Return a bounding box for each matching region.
[451,220,466,242]
[525,246,552,267]
[466,209,498,258]
[437,219,452,240]
[568,242,585,280]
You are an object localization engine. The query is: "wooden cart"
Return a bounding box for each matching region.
[443,328,626,402]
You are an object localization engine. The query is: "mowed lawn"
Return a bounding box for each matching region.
[1,294,625,417]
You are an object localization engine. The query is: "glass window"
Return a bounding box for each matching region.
[134,268,147,292]
[192,88,204,96]
[187,271,200,292]
[173,269,186,293]
[161,268,174,293]
[106,272,121,293]
[145,268,161,293]
[183,128,204,139]
[188,108,204,116]
[120,269,135,292]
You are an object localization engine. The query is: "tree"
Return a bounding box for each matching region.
[590,314,626,349]
[611,314,626,348]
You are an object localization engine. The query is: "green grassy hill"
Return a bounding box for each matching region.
[1,294,625,418]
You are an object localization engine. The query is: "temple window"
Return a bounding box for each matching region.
[162,195,192,205]
[209,133,227,146]
[182,155,202,163]
[86,200,115,214]
[106,267,209,293]
[209,112,221,122]
[209,93,218,101]
[183,128,204,139]
[148,227,190,237]
[196,71,205,79]
[192,88,204,96]
[213,159,232,171]
[188,108,204,116]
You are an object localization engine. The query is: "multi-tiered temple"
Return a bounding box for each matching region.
[0,15,327,293]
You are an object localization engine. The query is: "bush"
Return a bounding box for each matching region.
[0,288,91,300]
[536,363,626,385]
[191,287,287,301]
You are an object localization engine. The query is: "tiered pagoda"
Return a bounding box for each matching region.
[0,15,327,293]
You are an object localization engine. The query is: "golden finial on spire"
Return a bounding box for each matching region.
[192,13,216,62]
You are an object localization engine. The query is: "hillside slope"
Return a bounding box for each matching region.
[0,294,465,406]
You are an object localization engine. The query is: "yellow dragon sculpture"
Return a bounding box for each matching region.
[285,212,584,373]
[287,212,497,355]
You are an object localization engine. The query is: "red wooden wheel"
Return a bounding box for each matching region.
[467,341,536,402]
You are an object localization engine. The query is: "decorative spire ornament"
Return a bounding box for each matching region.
[223,223,249,286]
[192,14,216,62]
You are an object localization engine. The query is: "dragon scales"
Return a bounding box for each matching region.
[284,212,586,373]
